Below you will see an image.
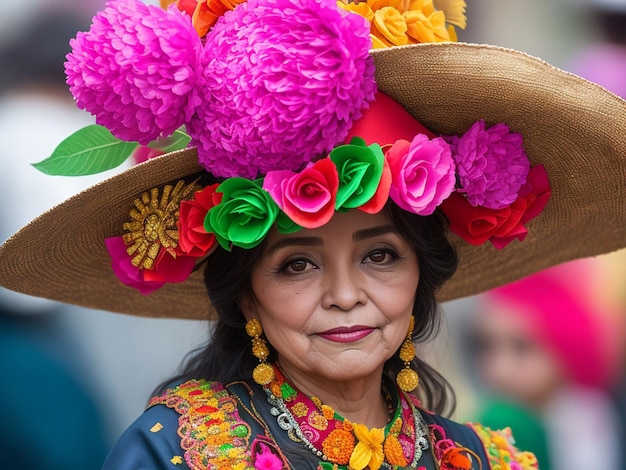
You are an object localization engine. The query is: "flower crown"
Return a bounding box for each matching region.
[35,0,550,295]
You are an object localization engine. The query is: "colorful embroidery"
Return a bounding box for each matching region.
[429,424,474,469]
[150,380,255,470]
[263,365,429,469]
[469,423,539,470]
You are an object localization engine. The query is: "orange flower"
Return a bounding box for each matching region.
[321,404,335,420]
[270,383,282,398]
[322,429,355,464]
[383,434,408,466]
[164,0,247,37]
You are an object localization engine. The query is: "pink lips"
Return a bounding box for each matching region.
[318,326,375,343]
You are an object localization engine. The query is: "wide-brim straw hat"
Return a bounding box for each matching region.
[1,41,626,319]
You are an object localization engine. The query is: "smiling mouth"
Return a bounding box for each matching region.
[318,326,375,343]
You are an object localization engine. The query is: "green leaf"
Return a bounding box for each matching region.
[32,125,138,176]
[148,128,191,153]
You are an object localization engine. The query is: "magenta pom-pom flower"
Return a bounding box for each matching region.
[188,0,377,178]
[65,0,204,144]
[448,120,530,209]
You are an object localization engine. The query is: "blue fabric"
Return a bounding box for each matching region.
[103,405,188,470]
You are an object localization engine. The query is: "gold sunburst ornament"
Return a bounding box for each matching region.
[122,179,202,270]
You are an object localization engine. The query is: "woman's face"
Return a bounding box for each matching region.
[241,209,420,385]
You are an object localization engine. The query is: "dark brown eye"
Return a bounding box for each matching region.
[364,249,398,265]
[288,259,309,272]
[368,251,387,263]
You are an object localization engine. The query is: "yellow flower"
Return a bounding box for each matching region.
[292,402,309,418]
[339,0,466,49]
[349,423,385,470]
[518,451,539,469]
[404,0,452,43]
[433,0,467,28]
[372,7,410,46]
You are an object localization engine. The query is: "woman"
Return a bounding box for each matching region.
[1,0,626,468]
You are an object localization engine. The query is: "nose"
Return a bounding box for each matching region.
[320,261,368,311]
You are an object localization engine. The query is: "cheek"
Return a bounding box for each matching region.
[374,274,418,319]
[248,279,317,331]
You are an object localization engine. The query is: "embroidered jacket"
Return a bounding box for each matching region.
[103,379,538,470]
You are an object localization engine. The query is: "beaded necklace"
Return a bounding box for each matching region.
[263,364,429,470]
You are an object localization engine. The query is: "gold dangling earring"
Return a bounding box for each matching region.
[245,318,275,385]
[396,316,419,392]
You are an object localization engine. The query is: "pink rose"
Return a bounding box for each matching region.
[263,158,339,228]
[387,135,456,215]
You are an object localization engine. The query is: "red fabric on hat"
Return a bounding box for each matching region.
[345,91,436,145]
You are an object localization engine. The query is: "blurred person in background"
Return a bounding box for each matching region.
[465,258,626,470]
[0,6,115,468]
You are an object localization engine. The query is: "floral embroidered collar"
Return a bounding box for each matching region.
[262,364,429,469]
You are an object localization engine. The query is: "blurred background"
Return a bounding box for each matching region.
[0,0,624,468]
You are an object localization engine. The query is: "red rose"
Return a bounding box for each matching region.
[177,183,222,257]
[441,165,551,249]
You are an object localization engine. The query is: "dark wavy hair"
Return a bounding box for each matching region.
[156,202,459,416]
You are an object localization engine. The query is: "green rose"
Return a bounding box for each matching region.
[205,178,279,250]
[330,137,386,211]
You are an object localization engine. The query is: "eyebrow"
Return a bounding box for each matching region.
[265,225,399,255]
[353,225,399,241]
[265,237,323,255]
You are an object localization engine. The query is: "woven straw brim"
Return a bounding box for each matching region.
[1,42,626,319]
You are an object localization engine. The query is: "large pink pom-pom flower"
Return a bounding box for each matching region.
[65,0,204,144]
[448,120,530,209]
[189,0,377,178]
